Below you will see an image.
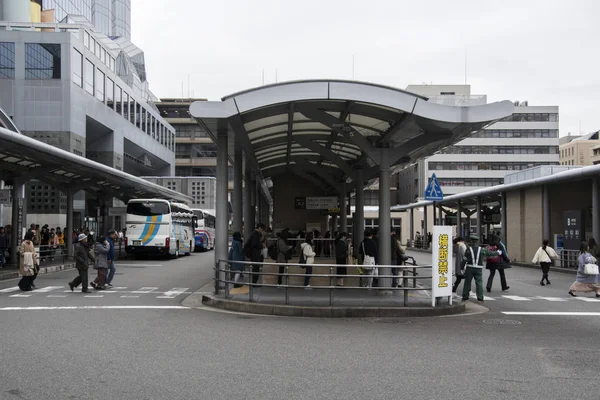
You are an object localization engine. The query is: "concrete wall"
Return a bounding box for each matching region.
[506,187,542,262]
[271,176,327,233]
[548,180,593,241]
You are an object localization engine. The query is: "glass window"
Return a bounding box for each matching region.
[106,77,114,108]
[0,42,15,79]
[84,59,94,95]
[84,31,90,49]
[124,93,130,120]
[136,103,141,129]
[95,41,101,59]
[71,48,83,87]
[95,68,105,102]
[25,43,61,79]
[129,99,135,124]
[115,85,122,115]
[102,48,106,64]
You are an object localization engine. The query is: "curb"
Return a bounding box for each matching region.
[201,294,465,318]
[0,263,76,281]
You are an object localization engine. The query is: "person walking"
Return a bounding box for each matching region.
[0,226,8,269]
[485,234,511,293]
[17,232,38,291]
[462,235,501,302]
[247,223,265,285]
[532,239,558,286]
[276,230,292,286]
[300,232,317,288]
[391,230,403,288]
[104,230,117,288]
[359,228,378,288]
[568,241,600,297]
[91,236,110,290]
[228,232,245,288]
[68,234,93,293]
[334,232,348,286]
[452,237,467,293]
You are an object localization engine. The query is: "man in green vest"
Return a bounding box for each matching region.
[462,234,501,301]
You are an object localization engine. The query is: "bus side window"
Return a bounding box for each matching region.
[192,216,198,229]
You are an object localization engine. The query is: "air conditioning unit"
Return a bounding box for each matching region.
[521,100,528,106]
[513,101,520,106]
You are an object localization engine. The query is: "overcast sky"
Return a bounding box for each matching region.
[132,0,599,136]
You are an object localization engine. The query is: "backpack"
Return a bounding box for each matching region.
[298,245,306,265]
[243,239,252,259]
[268,243,278,260]
[487,245,500,264]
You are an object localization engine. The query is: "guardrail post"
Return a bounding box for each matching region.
[403,268,408,307]
[224,262,230,299]
[284,266,289,305]
[413,267,417,288]
[329,267,334,306]
[214,260,220,295]
[248,264,254,302]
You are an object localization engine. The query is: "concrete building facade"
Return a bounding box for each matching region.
[397,85,559,204]
[559,131,600,166]
[142,176,217,210]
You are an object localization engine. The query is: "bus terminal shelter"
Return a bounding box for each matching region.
[190,80,514,287]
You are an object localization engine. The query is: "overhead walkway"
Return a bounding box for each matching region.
[0,125,190,260]
[190,79,514,288]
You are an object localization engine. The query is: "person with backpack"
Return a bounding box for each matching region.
[532,239,558,286]
[359,228,378,288]
[228,232,245,288]
[299,232,317,288]
[245,223,265,285]
[462,234,502,301]
[485,234,511,293]
[334,232,348,286]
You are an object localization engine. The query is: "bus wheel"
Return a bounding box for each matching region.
[185,241,191,256]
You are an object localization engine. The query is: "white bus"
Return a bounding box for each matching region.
[192,209,215,251]
[125,199,195,258]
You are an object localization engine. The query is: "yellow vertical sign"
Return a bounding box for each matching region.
[432,226,453,306]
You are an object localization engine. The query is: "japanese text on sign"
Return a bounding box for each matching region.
[438,234,449,288]
[431,226,453,305]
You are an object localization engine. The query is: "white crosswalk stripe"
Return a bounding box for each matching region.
[157,288,189,299]
[469,293,496,301]
[131,287,159,294]
[535,296,569,302]
[575,297,600,303]
[0,286,20,293]
[501,295,532,301]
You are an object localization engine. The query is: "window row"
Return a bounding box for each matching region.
[428,162,559,171]
[437,178,504,187]
[561,147,575,158]
[175,167,234,180]
[160,107,192,119]
[439,146,559,155]
[175,144,217,158]
[502,113,559,122]
[72,48,175,151]
[83,30,115,72]
[472,129,559,139]
[0,42,62,80]
[174,124,209,138]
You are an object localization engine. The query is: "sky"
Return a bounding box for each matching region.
[131,0,600,136]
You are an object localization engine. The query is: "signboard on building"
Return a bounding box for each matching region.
[431,225,453,306]
[294,197,306,210]
[296,196,338,210]
[425,174,444,201]
[564,210,584,250]
[0,189,11,205]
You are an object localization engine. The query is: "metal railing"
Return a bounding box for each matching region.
[214,259,432,307]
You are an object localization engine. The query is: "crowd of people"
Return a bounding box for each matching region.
[228,223,409,288]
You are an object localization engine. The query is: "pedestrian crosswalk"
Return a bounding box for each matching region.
[456,292,600,302]
[0,285,192,299]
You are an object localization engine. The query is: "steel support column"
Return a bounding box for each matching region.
[501,192,508,245]
[339,182,347,233]
[331,215,338,233]
[410,208,414,242]
[243,160,252,240]
[378,148,391,287]
[232,143,243,233]
[215,129,229,288]
[423,205,428,249]
[593,179,600,242]
[10,179,24,266]
[0,180,4,227]
[438,204,444,226]
[457,200,463,237]
[66,189,74,257]
[476,197,482,240]
[353,169,365,255]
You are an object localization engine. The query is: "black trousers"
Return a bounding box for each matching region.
[486,268,507,291]
[336,258,346,275]
[251,256,261,284]
[540,262,551,280]
[277,263,287,285]
[18,275,35,290]
[71,266,89,289]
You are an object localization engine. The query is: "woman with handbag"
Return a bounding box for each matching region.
[532,239,558,286]
[18,232,38,291]
[300,232,317,288]
[91,236,109,290]
[568,241,600,297]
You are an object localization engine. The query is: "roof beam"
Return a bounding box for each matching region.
[289,166,330,192]
[294,160,342,191]
[297,107,381,164]
[286,102,294,167]
[294,136,353,177]
[387,132,453,165]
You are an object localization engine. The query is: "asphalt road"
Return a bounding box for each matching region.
[1,250,600,400]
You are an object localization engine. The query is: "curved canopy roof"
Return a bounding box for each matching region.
[191,80,514,192]
[0,127,190,203]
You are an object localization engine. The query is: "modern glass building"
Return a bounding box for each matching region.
[42,0,131,40]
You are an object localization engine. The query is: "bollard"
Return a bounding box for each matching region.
[248,265,254,303]
[413,267,417,288]
[214,261,220,295]
[224,262,230,299]
[284,266,289,305]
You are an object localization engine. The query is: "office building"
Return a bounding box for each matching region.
[559,131,600,166]
[142,176,217,210]
[0,0,174,227]
[397,85,560,204]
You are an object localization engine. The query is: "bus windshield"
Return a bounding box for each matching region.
[126,201,170,216]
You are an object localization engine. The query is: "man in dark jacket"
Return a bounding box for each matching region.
[0,226,7,268]
[249,223,265,284]
[69,234,92,293]
[105,230,117,288]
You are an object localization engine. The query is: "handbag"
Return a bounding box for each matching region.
[584,263,599,275]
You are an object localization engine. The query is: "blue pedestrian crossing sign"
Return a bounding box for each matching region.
[425,173,444,201]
